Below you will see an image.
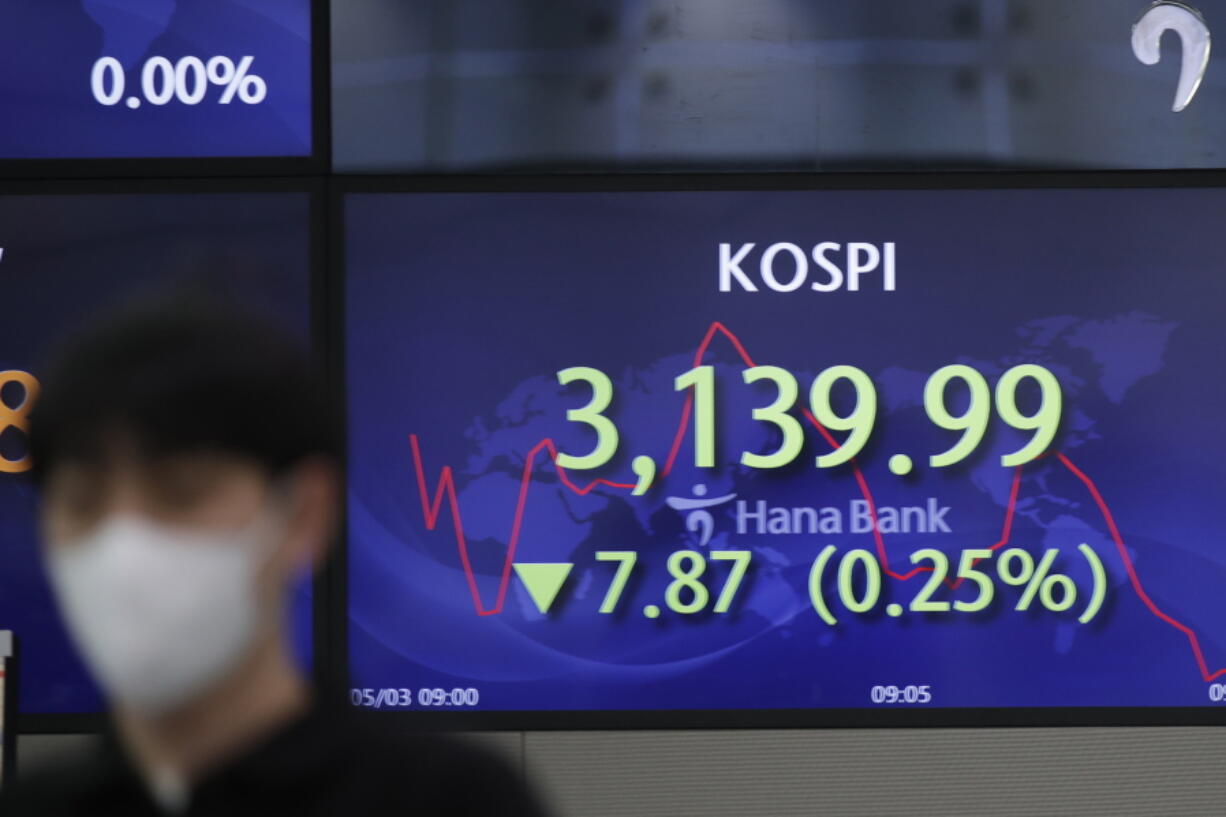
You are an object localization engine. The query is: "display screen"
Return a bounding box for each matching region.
[0,191,313,714]
[346,186,1226,719]
[0,1,312,160]
[333,0,1226,173]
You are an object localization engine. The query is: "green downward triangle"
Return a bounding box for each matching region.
[513,563,573,614]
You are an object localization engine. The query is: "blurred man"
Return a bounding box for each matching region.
[5,296,547,816]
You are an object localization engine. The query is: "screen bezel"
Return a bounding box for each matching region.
[0,0,330,177]
[1,633,16,786]
[6,176,330,735]
[330,170,1226,731]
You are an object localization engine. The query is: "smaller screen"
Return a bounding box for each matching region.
[0,1,313,160]
[0,191,314,714]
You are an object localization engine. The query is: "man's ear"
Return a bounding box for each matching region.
[279,456,339,573]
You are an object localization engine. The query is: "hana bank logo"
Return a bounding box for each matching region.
[1134,2,1212,111]
[666,484,736,547]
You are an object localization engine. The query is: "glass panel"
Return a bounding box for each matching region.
[334,0,1226,171]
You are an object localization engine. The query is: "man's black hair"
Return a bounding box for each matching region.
[28,292,335,486]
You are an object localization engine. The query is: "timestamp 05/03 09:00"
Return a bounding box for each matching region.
[350,687,481,710]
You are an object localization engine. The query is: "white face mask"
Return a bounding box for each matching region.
[45,512,280,715]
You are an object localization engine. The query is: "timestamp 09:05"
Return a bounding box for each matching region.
[871,685,933,705]
[349,687,480,710]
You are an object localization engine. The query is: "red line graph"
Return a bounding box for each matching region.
[408,321,1226,682]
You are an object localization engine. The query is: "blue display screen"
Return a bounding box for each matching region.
[0,1,312,160]
[346,188,1226,714]
[0,192,313,714]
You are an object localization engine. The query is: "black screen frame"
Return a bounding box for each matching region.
[7,176,330,735]
[0,0,330,178]
[330,169,1226,731]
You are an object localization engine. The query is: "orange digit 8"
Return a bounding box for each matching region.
[0,370,40,474]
